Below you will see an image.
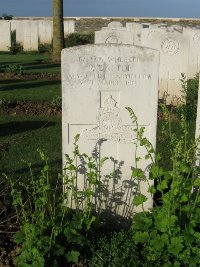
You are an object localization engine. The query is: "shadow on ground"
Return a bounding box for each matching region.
[0,120,56,137]
[0,80,60,91]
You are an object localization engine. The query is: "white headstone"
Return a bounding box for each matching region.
[10,20,18,31]
[141,28,189,105]
[95,22,134,45]
[38,20,53,44]
[126,22,142,45]
[62,44,159,218]
[0,21,11,51]
[63,20,75,37]
[195,75,200,165]
[23,21,38,51]
[184,27,200,78]
[16,20,27,44]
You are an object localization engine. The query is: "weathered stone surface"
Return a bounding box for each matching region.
[62,44,159,218]
[0,21,11,51]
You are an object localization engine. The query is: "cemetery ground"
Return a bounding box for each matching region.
[0,51,199,266]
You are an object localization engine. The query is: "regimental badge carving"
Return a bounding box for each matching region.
[105,34,120,44]
[193,33,200,42]
[81,95,136,143]
[161,38,179,55]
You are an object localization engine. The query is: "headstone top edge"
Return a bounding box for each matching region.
[61,44,160,55]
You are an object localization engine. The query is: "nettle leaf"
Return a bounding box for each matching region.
[87,162,96,169]
[194,177,200,187]
[169,236,184,256]
[157,180,168,191]
[13,230,25,244]
[148,185,156,194]
[133,194,147,207]
[150,165,163,179]
[132,168,145,181]
[133,212,152,230]
[66,250,80,263]
[66,164,77,171]
[180,193,188,203]
[100,157,108,167]
[133,231,149,244]
[155,209,177,233]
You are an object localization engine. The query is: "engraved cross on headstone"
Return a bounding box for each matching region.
[161,71,176,99]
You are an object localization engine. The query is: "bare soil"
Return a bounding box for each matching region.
[0,72,61,81]
[0,101,61,116]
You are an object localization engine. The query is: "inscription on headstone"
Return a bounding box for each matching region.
[62,44,159,218]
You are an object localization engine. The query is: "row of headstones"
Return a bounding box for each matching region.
[62,34,200,221]
[0,19,75,52]
[95,21,200,105]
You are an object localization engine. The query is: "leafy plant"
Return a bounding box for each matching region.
[0,98,7,109]
[6,136,100,266]
[175,73,199,121]
[9,33,23,55]
[127,106,200,266]
[5,63,23,74]
[5,104,200,266]
[51,95,62,109]
[38,43,52,54]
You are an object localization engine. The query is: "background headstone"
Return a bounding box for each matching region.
[95,22,134,44]
[63,20,75,37]
[23,20,38,51]
[126,22,142,45]
[184,27,200,78]
[16,20,27,45]
[0,20,11,51]
[62,44,159,218]
[141,28,189,104]
[195,74,200,165]
[38,20,53,44]
[10,20,18,32]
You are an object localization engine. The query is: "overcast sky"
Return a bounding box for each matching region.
[1,0,200,18]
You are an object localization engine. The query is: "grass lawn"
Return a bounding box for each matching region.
[0,52,61,102]
[0,52,61,74]
[0,115,62,181]
[0,79,61,102]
